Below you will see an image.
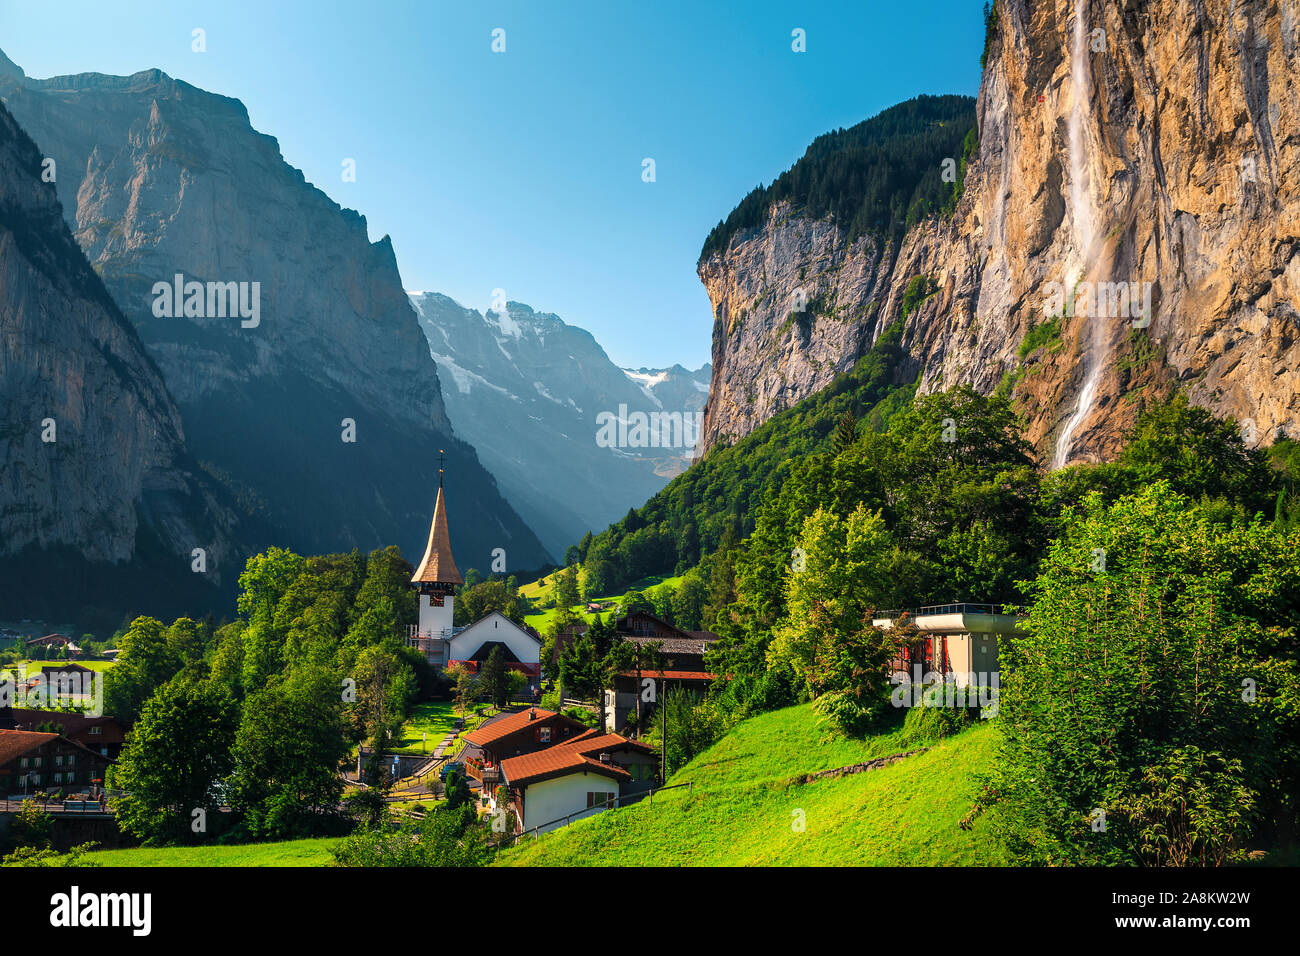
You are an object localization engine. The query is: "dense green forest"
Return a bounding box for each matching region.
[561,373,1300,864]
[570,322,917,598]
[698,94,977,262]
[88,546,437,845]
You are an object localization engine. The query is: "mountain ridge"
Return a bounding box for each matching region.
[696,0,1300,465]
[0,96,245,629]
[0,49,552,573]
[409,291,704,558]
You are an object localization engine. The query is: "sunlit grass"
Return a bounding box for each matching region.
[73,838,343,868]
[497,703,1005,867]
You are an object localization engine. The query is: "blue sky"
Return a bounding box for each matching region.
[2,0,982,368]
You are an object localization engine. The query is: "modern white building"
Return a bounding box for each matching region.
[873,603,1024,689]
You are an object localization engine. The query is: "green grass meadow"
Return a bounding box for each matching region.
[76,838,342,868]
[521,573,684,633]
[497,703,1005,867]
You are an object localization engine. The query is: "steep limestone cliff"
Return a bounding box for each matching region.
[0,52,550,569]
[0,98,239,625]
[699,0,1300,465]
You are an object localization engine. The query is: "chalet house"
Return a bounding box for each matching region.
[553,610,719,672]
[38,663,97,697]
[25,633,80,657]
[459,707,591,790]
[0,708,129,761]
[0,728,112,797]
[497,729,658,834]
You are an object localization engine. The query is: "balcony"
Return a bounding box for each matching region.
[464,756,499,789]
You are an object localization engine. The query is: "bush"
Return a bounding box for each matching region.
[330,803,486,867]
[898,700,976,746]
[983,484,1300,865]
[2,841,99,867]
[10,799,53,850]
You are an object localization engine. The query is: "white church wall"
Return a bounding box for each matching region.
[449,611,541,664]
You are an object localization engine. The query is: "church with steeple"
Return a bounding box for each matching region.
[406,454,543,691]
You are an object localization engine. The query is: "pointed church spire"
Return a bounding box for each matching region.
[411,453,462,585]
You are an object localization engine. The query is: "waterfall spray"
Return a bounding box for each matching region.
[1052,0,1102,470]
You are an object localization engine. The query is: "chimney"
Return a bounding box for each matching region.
[527,708,536,721]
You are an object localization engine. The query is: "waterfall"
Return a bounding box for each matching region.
[1052,0,1101,470]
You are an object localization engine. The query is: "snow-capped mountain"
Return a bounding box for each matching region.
[410,293,707,559]
[622,364,712,416]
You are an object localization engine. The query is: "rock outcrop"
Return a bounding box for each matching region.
[0,52,550,570]
[699,0,1300,465]
[0,98,239,626]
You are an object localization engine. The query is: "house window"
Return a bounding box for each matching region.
[19,757,28,769]
[55,755,64,766]
[89,726,103,735]
[586,791,616,809]
[537,726,551,743]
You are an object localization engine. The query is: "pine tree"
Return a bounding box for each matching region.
[834,409,859,454]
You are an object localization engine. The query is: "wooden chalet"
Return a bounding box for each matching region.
[459,707,590,789]
[496,729,658,834]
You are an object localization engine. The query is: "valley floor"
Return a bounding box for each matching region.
[48,705,1002,868]
[76,838,342,868]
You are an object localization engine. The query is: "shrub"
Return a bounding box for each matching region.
[11,799,53,849]
[898,699,976,746]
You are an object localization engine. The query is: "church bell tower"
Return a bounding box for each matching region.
[411,451,463,639]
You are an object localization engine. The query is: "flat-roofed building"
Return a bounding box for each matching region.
[873,603,1024,689]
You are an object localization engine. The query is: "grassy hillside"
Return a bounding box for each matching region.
[521,574,684,633]
[498,703,1007,866]
[571,322,916,597]
[75,837,342,867]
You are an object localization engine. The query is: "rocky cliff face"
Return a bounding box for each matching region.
[697,205,901,449]
[0,97,239,624]
[410,293,699,556]
[0,52,550,570]
[700,0,1300,465]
